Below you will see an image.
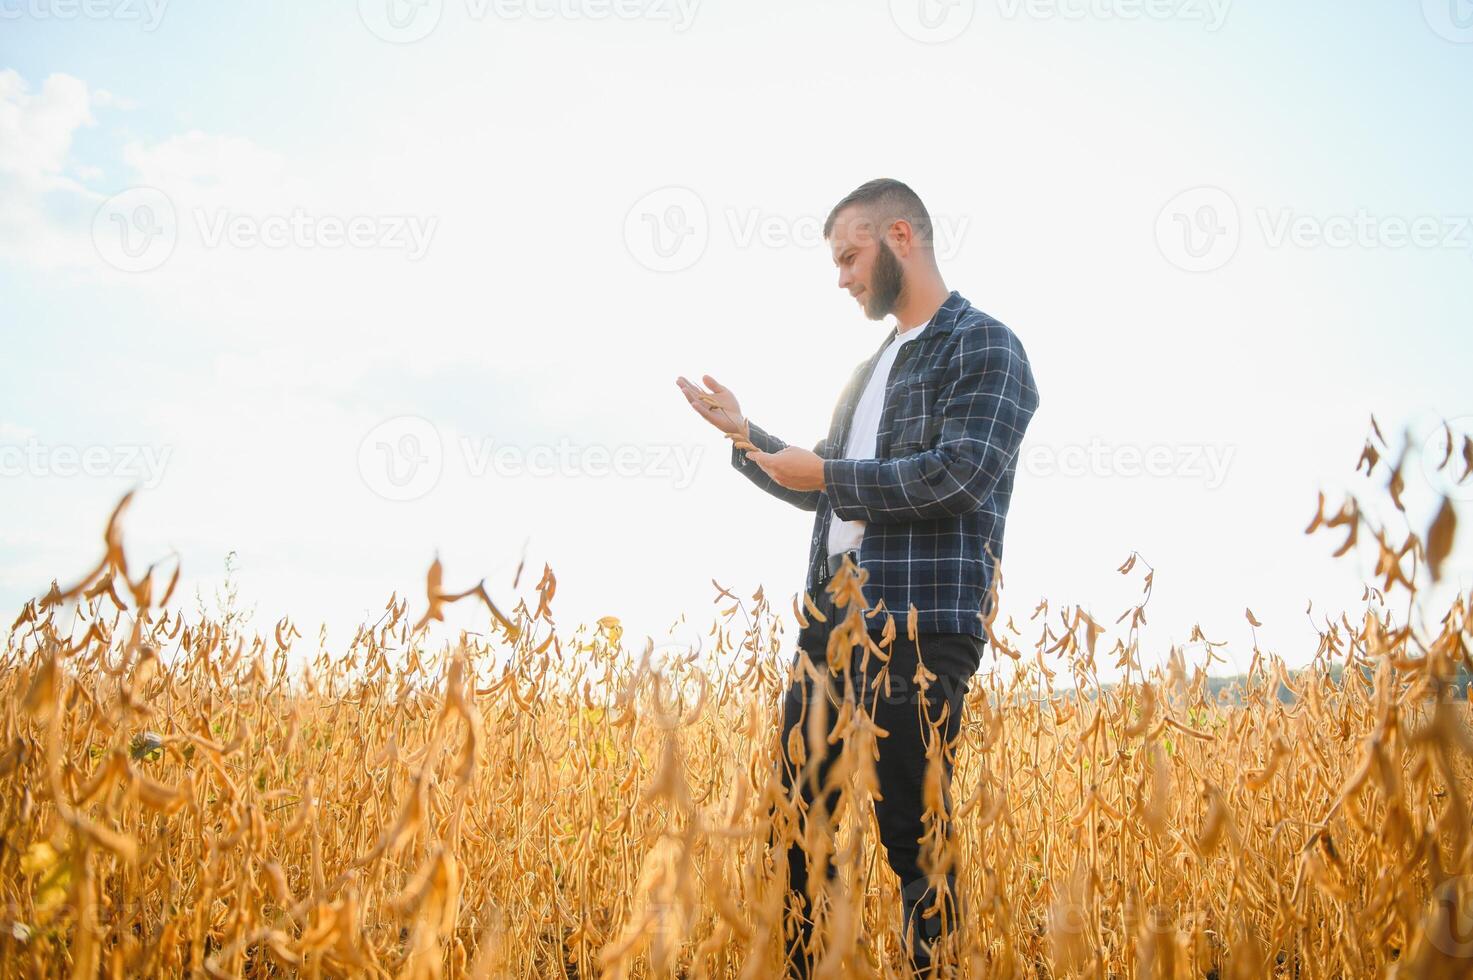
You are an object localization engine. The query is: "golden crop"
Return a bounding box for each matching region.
[2,418,1470,978]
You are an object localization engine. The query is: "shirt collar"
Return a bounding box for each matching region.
[896,318,930,343]
[880,289,967,346]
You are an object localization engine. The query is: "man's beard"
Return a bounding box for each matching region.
[863,239,905,320]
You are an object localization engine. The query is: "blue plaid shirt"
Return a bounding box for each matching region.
[731,290,1040,640]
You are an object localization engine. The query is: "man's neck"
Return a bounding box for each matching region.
[893,277,950,334]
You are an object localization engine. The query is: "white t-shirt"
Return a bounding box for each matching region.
[826,319,930,557]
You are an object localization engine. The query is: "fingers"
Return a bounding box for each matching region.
[676,376,713,400]
[675,376,710,409]
[678,377,736,438]
[702,374,726,394]
[747,452,788,486]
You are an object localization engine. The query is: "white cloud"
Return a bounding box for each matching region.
[0,70,102,267]
[123,130,292,210]
[0,69,296,273]
[92,89,137,111]
[0,70,94,183]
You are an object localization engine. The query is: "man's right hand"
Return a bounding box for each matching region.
[676,375,749,440]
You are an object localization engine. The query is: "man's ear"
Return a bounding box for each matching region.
[889,218,915,257]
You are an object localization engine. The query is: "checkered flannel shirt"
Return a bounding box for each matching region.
[731,290,1040,640]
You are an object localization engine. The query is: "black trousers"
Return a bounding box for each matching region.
[772,583,982,977]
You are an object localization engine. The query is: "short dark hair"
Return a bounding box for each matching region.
[822,178,934,248]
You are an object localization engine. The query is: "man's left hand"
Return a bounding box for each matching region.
[745,447,826,491]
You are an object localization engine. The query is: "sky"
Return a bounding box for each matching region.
[2,0,1471,680]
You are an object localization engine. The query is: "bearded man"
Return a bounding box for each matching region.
[677,178,1041,976]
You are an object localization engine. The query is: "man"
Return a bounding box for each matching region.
[675,178,1040,976]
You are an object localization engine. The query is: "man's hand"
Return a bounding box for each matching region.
[744,446,826,492]
[676,375,748,438]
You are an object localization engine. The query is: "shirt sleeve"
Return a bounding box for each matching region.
[821,322,1039,524]
[731,420,828,512]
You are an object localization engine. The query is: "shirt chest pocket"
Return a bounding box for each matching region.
[883,373,943,456]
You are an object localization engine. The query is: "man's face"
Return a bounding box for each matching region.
[828,207,905,321]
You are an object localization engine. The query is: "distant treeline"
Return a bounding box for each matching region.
[1044,662,1473,706]
[1206,661,1473,704]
